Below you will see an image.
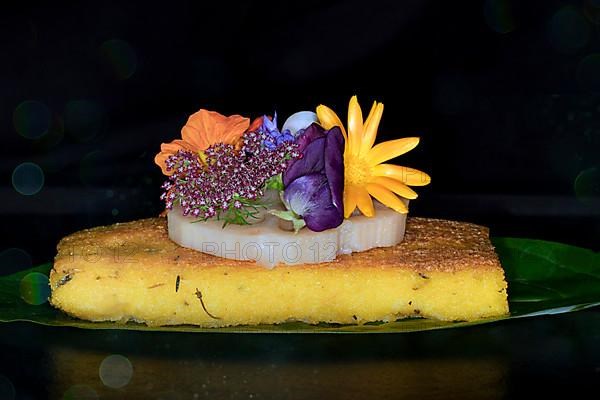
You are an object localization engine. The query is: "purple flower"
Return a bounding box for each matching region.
[160,130,300,224]
[282,123,344,232]
[261,112,295,151]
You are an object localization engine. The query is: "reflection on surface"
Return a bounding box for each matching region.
[49,346,506,399]
[2,309,599,399]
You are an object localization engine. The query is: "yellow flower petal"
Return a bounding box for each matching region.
[343,185,358,218]
[347,95,363,156]
[316,104,347,140]
[366,183,408,214]
[352,185,375,217]
[198,150,207,164]
[364,101,377,124]
[360,102,384,156]
[371,176,418,199]
[372,164,431,186]
[367,137,420,166]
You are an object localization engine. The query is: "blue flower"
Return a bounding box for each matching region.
[261,112,295,150]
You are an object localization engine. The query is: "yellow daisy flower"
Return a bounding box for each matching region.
[316,95,430,218]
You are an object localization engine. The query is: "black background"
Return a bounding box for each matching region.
[1,1,599,399]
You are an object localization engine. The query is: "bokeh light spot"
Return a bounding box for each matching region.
[63,384,99,400]
[0,248,32,275]
[12,162,44,196]
[13,100,51,139]
[20,272,50,305]
[0,375,15,400]
[574,167,600,204]
[484,0,516,34]
[111,208,119,216]
[99,39,138,80]
[549,6,590,54]
[577,54,600,92]
[99,354,133,388]
[65,100,105,142]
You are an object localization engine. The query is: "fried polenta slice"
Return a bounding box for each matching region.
[48,217,508,327]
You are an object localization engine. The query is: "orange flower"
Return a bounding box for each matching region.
[248,115,264,132]
[155,109,260,175]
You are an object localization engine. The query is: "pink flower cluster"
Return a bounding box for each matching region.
[160,130,300,221]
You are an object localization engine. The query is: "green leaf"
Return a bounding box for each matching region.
[268,209,306,233]
[0,237,598,333]
[491,237,600,317]
[264,173,284,191]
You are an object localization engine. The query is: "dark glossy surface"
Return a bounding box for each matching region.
[0,309,599,399]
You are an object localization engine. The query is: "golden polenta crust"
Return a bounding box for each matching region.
[49,217,509,327]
